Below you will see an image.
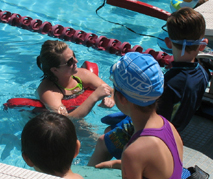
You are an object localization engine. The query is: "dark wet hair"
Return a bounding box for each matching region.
[114,89,157,113]
[167,7,206,52]
[21,112,77,176]
[37,40,68,82]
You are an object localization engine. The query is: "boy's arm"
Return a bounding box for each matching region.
[157,85,177,120]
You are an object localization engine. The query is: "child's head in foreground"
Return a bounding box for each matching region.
[110,52,164,112]
[21,112,80,177]
[165,7,207,57]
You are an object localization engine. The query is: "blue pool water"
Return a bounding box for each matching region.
[0,0,171,170]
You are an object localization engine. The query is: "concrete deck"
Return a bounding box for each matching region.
[0,163,122,179]
[195,0,213,41]
[181,115,213,177]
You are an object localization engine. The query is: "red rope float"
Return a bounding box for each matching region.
[106,0,171,21]
[0,9,174,67]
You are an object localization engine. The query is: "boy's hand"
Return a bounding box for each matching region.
[95,160,121,170]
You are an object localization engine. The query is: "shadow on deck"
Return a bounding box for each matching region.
[180,113,213,177]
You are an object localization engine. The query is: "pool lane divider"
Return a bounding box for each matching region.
[0,9,174,68]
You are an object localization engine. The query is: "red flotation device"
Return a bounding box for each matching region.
[106,0,171,21]
[3,61,98,111]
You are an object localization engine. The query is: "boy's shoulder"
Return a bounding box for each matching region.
[164,61,208,89]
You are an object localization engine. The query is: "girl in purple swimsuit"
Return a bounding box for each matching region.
[94,52,183,179]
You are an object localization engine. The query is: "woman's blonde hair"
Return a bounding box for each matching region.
[37,40,68,82]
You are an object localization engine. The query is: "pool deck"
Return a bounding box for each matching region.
[181,114,213,177]
[195,0,213,41]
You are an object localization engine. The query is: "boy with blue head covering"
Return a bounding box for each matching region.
[89,52,183,178]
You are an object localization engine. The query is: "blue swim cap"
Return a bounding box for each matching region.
[110,52,164,107]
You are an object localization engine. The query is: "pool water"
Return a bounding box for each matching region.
[0,0,171,169]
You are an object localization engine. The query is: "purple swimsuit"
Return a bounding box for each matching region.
[127,116,182,179]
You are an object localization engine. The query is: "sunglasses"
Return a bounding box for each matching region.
[59,52,76,67]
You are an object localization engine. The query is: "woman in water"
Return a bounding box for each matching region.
[36,40,114,119]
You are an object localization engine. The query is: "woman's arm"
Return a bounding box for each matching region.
[76,68,108,89]
[37,69,113,118]
[38,81,111,119]
[67,83,111,119]
[77,68,115,108]
[37,80,69,115]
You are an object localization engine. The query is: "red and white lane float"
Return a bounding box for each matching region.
[3,61,98,111]
[0,9,173,64]
[106,0,171,21]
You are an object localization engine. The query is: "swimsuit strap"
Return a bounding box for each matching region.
[56,76,83,91]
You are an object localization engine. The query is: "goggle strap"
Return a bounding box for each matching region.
[170,38,207,56]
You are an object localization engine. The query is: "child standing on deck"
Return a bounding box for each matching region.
[95,52,183,179]
[21,112,83,179]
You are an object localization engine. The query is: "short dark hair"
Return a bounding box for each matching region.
[167,7,206,52]
[37,40,68,82]
[114,88,157,113]
[21,112,77,176]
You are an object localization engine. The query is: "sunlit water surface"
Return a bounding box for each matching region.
[0,0,171,169]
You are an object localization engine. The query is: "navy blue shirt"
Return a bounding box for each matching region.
[157,60,210,132]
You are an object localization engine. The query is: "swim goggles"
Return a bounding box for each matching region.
[59,52,76,67]
[170,38,207,56]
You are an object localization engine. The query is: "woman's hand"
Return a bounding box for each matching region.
[67,84,112,119]
[98,97,115,108]
[92,84,111,101]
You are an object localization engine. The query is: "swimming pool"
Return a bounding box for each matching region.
[0,0,171,169]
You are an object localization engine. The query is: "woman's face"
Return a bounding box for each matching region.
[58,47,78,75]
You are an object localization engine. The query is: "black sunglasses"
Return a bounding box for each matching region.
[59,52,76,67]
